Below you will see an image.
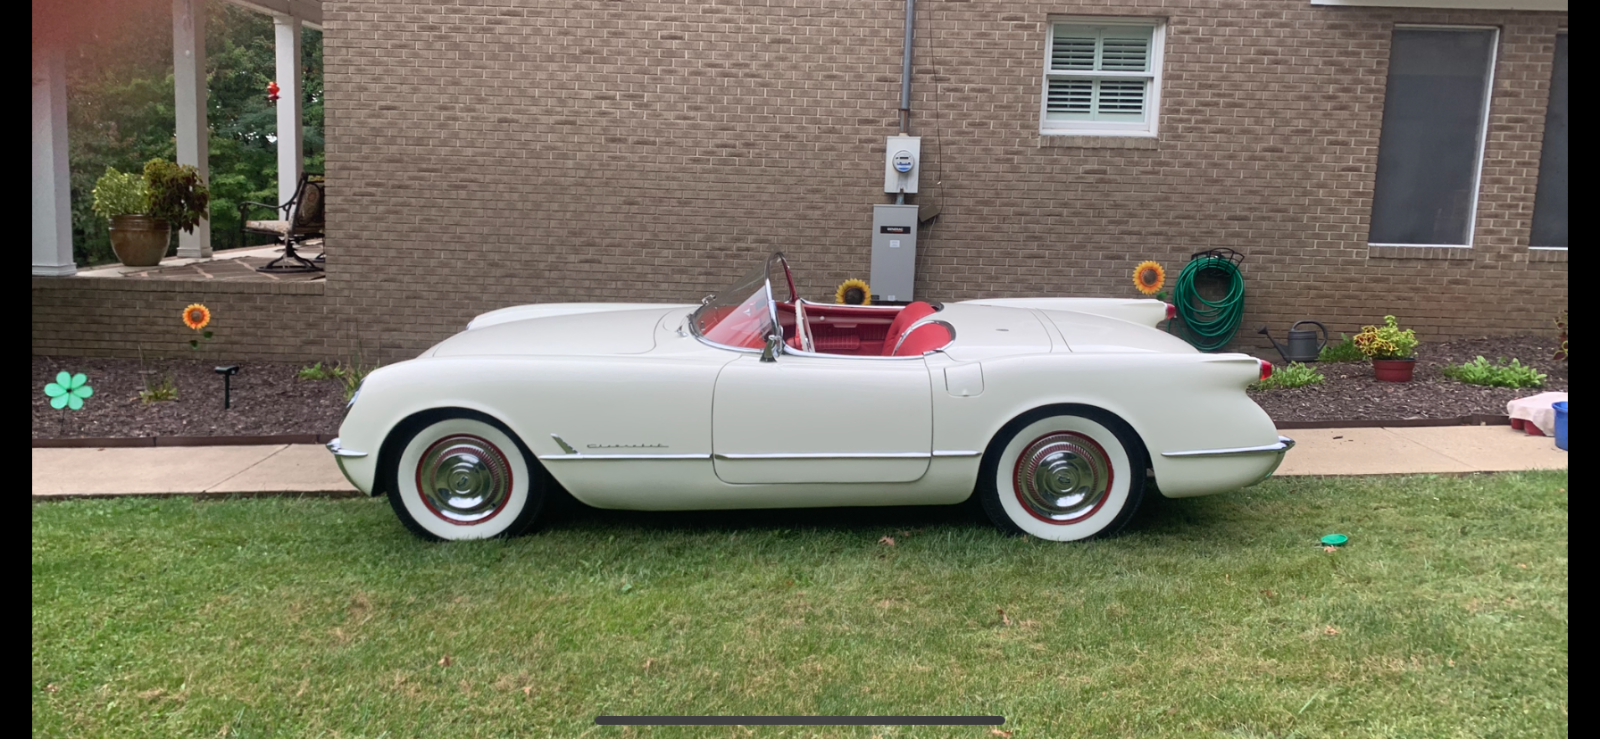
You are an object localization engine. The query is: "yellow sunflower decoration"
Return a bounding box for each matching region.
[835,279,871,305]
[182,303,212,331]
[1132,261,1166,296]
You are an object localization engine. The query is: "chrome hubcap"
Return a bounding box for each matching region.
[417,434,512,524]
[1013,432,1111,524]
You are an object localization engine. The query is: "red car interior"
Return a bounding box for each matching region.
[773,301,947,356]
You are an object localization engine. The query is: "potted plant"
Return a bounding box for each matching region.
[90,159,210,267]
[1353,315,1419,382]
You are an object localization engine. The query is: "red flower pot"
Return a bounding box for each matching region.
[1372,358,1416,382]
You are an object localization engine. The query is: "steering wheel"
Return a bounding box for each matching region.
[793,299,815,353]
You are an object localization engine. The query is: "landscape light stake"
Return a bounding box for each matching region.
[215,365,240,409]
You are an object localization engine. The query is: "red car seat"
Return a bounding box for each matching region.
[890,322,953,357]
[880,301,937,356]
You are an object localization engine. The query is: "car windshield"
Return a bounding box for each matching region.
[690,256,783,349]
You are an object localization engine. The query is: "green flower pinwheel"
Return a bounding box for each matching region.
[44,372,94,411]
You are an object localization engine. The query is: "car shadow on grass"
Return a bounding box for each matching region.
[540,483,1228,541]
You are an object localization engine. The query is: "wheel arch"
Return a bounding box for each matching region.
[981,402,1152,474]
[373,406,544,498]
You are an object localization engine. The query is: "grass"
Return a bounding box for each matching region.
[33,472,1567,738]
[1251,361,1325,391]
[294,361,337,382]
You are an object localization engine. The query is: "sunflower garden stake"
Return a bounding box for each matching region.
[184,303,214,350]
[836,279,871,305]
[44,371,93,435]
[1133,260,1167,301]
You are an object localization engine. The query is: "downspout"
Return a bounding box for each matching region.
[897,0,915,205]
[898,0,915,136]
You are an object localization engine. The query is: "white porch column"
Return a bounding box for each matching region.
[273,15,303,208]
[173,0,211,258]
[32,44,75,277]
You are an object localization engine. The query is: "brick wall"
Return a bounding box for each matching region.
[31,278,338,362]
[33,0,1567,362]
[317,0,1567,357]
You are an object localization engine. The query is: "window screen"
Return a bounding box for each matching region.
[1368,28,1497,246]
[1529,34,1567,248]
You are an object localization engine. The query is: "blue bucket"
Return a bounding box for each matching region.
[1553,401,1568,451]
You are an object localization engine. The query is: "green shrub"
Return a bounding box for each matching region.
[333,358,377,401]
[90,167,148,220]
[1318,333,1366,363]
[296,361,336,381]
[143,158,211,234]
[138,374,178,404]
[1442,356,1546,389]
[1252,361,1325,391]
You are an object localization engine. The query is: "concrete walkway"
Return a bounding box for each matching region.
[31,425,1567,500]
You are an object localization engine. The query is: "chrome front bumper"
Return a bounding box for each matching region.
[326,437,370,493]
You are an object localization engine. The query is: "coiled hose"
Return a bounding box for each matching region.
[1169,255,1246,352]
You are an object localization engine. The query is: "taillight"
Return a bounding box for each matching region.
[1165,302,1178,320]
[1259,360,1274,382]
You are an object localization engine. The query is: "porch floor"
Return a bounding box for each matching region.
[75,242,325,282]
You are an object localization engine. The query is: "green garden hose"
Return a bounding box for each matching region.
[1169,254,1246,352]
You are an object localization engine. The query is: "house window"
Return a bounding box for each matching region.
[1041,20,1164,137]
[1368,27,1498,248]
[1529,33,1567,249]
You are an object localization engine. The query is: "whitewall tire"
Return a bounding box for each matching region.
[978,408,1146,542]
[384,414,548,541]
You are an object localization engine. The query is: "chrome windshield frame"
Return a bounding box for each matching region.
[688,253,786,354]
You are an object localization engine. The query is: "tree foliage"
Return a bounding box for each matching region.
[66,3,323,265]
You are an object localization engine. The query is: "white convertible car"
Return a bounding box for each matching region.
[329,253,1291,542]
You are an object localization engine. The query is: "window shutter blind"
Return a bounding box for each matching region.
[1045,25,1153,122]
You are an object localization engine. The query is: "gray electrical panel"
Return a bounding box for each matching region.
[870,204,918,303]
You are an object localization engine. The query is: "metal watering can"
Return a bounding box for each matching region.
[1258,321,1328,363]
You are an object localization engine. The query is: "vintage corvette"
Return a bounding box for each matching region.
[328,253,1292,542]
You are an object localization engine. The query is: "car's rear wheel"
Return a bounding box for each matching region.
[383,413,548,541]
[978,407,1146,541]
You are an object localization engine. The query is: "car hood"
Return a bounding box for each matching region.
[431,305,683,357]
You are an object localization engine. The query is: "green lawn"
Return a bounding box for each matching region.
[33,473,1567,738]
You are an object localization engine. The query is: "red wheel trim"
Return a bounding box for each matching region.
[1010,431,1114,526]
[414,433,515,526]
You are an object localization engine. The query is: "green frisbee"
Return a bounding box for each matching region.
[1320,534,1349,546]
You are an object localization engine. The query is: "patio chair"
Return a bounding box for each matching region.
[241,173,325,273]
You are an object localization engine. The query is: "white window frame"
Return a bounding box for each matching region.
[1040,18,1166,138]
[1368,24,1499,250]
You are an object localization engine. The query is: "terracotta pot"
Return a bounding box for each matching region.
[108,215,171,267]
[1372,357,1416,383]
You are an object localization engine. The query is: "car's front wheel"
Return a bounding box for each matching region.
[978,407,1146,541]
[383,413,548,541]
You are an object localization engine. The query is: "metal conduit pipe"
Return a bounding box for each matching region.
[899,0,915,135]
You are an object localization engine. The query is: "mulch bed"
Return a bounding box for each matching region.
[32,356,346,439]
[1247,335,1568,424]
[33,335,1568,440]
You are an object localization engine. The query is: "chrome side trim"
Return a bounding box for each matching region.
[932,450,982,457]
[714,451,931,460]
[550,434,578,454]
[542,453,712,461]
[325,437,368,458]
[1162,436,1296,458]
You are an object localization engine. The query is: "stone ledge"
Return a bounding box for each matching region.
[1367,245,1474,261]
